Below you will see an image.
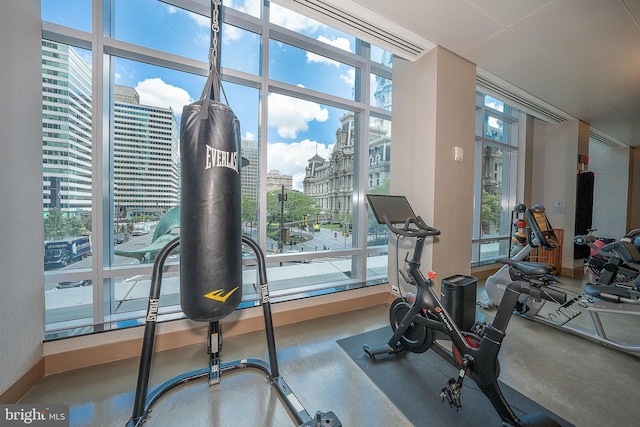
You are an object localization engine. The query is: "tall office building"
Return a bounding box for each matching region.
[42,43,179,221]
[113,85,179,215]
[42,41,93,217]
[241,138,259,202]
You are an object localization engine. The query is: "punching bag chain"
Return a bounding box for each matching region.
[209,0,221,71]
[205,0,228,104]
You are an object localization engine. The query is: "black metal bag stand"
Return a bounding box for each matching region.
[127,235,341,427]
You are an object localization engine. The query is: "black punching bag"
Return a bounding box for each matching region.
[180,75,242,321]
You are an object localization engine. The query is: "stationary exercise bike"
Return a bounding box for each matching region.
[363,194,562,427]
[488,205,640,356]
[578,229,640,289]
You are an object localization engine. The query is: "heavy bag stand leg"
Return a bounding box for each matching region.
[127,236,341,427]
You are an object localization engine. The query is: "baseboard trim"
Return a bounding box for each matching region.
[1,285,389,403]
[0,358,45,404]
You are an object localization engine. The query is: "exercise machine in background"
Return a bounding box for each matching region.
[363,194,561,427]
[487,203,640,357]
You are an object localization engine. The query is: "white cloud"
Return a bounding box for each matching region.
[268,91,329,138]
[269,3,324,33]
[223,25,243,42]
[267,139,333,191]
[231,0,261,18]
[340,68,355,87]
[134,78,193,118]
[306,36,352,66]
[244,131,255,140]
[190,13,210,28]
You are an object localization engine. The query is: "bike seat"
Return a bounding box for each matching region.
[496,258,555,278]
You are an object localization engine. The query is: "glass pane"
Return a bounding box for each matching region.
[371,73,392,110]
[480,239,508,263]
[113,0,209,61]
[45,277,93,334]
[43,41,93,271]
[111,57,206,265]
[105,270,181,324]
[269,39,356,100]
[265,256,355,299]
[221,83,261,240]
[484,113,510,143]
[368,117,391,192]
[371,45,393,67]
[41,0,91,32]
[221,23,261,75]
[484,95,504,112]
[270,3,355,52]
[228,0,261,19]
[481,143,516,238]
[266,93,356,283]
[367,116,391,273]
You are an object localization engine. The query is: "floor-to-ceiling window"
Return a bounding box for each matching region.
[41,0,392,338]
[471,92,519,265]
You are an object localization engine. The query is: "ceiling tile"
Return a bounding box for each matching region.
[508,0,640,83]
[465,0,554,26]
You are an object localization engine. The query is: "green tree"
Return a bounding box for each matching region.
[481,191,501,235]
[266,190,320,225]
[241,196,258,224]
[67,216,84,237]
[44,208,66,241]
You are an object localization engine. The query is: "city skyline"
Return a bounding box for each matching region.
[41,0,392,192]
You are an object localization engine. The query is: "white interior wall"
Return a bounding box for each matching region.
[0,0,46,395]
[589,143,630,239]
[531,120,581,270]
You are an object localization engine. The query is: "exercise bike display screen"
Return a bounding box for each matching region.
[367,194,417,224]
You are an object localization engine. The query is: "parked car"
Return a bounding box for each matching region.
[114,233,129,244]
[132,223,150,236]
[56,280,91,289]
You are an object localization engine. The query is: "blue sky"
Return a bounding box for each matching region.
[41,0,389,189]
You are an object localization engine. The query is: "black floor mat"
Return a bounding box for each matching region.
[337,327,573,426]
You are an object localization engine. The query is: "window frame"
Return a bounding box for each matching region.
[41,0,392,338]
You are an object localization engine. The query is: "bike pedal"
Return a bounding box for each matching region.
[440,378,462,411]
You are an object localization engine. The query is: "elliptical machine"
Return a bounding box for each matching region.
[363,194,562,427]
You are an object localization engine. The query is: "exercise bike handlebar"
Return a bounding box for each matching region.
[575,233,617,258]
[382,214,441,238]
